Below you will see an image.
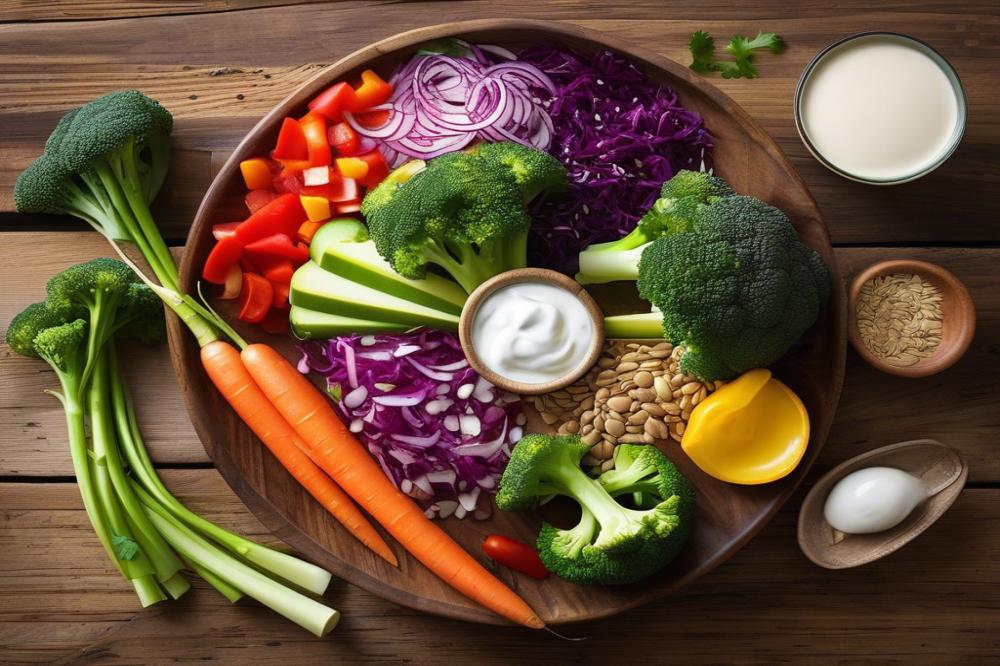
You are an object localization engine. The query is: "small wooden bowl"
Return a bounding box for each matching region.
[458,268,605,395]
[847,259,975,377]
[798,439,967,569]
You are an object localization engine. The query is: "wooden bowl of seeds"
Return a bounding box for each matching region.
[848,259,975,377]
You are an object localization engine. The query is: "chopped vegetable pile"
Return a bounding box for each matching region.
[518,45,715,273]
[299,330,524,519]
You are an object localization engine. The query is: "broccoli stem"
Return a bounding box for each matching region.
[604,311,665,339]
[547,460,639,549]
[576,242,647,285]
[423,240,500,294]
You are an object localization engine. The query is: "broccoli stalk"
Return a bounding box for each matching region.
[496,434,694,585]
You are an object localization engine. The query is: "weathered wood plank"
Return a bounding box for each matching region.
[0,6,997,242]
[2,471,997,663]
[3,234,997,481]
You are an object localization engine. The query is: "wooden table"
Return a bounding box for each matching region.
[2,1,998,663]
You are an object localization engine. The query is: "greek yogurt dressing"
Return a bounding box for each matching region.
[470,280,594,385]
[823,466,928,534]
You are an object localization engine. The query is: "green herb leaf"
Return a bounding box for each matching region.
[688,31,717,74]
[112,534,140,561]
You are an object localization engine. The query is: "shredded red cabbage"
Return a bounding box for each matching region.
[518,46,715,273]
[298,330,524,520]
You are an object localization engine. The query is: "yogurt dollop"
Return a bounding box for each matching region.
[823,466,927,534]
[470,281,594,385]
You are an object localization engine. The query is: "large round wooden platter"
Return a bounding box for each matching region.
[172,19,847,625]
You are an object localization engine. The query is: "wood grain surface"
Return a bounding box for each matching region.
[2,0,999,662]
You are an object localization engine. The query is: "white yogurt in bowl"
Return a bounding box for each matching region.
[795,33,966,184]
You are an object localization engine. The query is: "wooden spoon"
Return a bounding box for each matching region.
[798,439,967,569]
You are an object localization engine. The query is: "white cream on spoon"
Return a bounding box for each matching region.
[823,466,928,534]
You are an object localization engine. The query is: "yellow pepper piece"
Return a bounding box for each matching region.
[387,159,426,184]
[299,195,331,223]
[681,369,809,485]
[335,157,369,180]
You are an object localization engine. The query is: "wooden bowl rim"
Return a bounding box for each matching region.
[457,268,605,395]
[171,18,847,625]
[847,259,975,377]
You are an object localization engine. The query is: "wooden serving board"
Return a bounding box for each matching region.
[170,19,846,625]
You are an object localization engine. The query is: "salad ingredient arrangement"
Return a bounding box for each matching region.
[361,142,567,293]
[597,172,831,381]
[298,329,523,519]
[823,467,927,535]
[534,341,723,475]
[682,369,809,484]
[6,259,340,636]
[519,46,714,273]
[855,273,943,366]
[350,43,556,166]
[496,435,694,584]
[689,30,787,79]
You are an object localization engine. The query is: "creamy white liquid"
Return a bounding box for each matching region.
[800,36,960,181]
[823,466,927,534]
[471,281,594,385]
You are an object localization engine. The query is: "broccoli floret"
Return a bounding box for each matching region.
[496,434,694,585]
[15,91,178,290]
[577,170,732,284]
[608,194,830,380]
[5,302,64,358]
[31,319,90,387]
[362,142,567,293]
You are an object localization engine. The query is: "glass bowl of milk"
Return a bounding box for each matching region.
[794,33,967,185]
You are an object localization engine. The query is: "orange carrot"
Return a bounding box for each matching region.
[201,340,397,567]
[241,343,544,629]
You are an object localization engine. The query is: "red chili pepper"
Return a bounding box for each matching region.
[234,193,307,244]
[271,117,308,161]
[482,535,549,580]
[245,189,279,214]
[202,235,243,284]
[300,113,331,167]
[236,272,273,324]
[348,70,392,111]
[307,81,358,123]
[356,149,390,189]
[328,122,361,156]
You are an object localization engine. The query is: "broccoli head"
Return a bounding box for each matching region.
[361,142,567,293]
[577,170,732,284]
[5,302,64,358]
[629,195,830,380]
[496,434,694,585]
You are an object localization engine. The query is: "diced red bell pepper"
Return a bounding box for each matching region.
[271,281,291,310]
[236,273,273,324]
[212,221,241,241]
[219,265,243,300]
[272,171,304,195]
[202,235,244,284]
[348,70,392,111]
[257,309,291,335]
[239,256,260,273]
[300,113,331,167]
[357,149,390,189]
[261,258,295,284]
[302,176,358,203]
[351,108,391,129]
[334,199,362,215]
[328,122,361,156]
[234,193,307,244]
[244,233,310,265]
[271,118,309,161]
[245,189,279,214]
[307,81,357,123]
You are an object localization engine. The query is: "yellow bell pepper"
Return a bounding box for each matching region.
[299,195,331,223]
[681,369,809,485]
[335,157,369,180]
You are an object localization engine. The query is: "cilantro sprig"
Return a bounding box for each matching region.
[689,30,786,79]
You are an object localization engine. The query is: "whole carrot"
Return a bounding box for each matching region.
[241,343,544,629]
[201,340,397,567]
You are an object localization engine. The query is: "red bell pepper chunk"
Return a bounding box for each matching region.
[239,256,260,273]
[300,113,331,167]
[271,281,291,310]
[357,149,390,189]
[334,199,361,215]
[272,171,304,195]
[262,258,295,285]
[211,221,241,241]
[244,233,311,265]
[328,122,361,156]
[245,189,279,214]
[347,70,392,111]
[257,309,291,335]
[307,81,357,123]
[202,235,243,284]
[271,117,309,161]
[234,193,307,244]
[302,176,358,203]
[236,273,273,324]
[351,108,391,129]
